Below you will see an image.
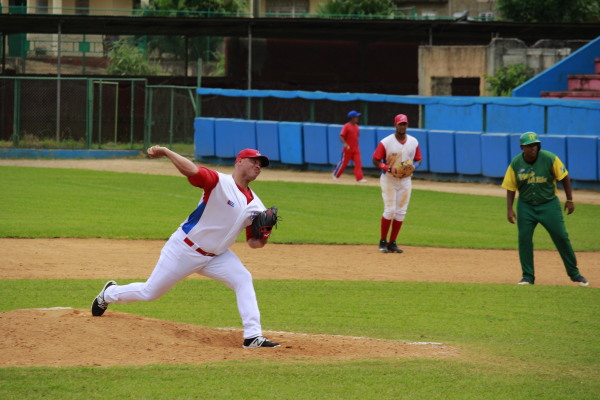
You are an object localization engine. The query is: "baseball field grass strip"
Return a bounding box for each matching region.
[0,279,598,399]
[1,166,599,250]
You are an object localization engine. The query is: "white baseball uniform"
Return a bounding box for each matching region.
[374,134,421,221]
[104,166,266,339]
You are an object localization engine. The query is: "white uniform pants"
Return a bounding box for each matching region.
[104,230,262,339]
[380,173,412,221]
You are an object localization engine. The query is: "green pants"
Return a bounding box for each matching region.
[516,197,580,283]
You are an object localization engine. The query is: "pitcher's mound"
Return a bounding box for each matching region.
[1,308,458,367]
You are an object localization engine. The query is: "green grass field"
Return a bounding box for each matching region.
[0,166,598,399]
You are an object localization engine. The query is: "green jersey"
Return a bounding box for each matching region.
[501,150,568,205]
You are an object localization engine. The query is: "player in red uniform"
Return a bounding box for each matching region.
[372,114,423,253]
[332,110,367,183]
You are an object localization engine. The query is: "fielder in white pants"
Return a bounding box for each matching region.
[91,146,280,349]
[372,114,422,253]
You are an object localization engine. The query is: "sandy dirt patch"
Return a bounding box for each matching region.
[0,308,457,367]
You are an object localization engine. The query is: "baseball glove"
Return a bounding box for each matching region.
[251,206,280,239]
[390,159,415,179]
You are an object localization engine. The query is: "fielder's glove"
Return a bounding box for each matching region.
[390,159,415,179]
[251,206,280,239]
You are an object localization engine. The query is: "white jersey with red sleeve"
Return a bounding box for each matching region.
[373,134,422,175]
[180,166,265,255]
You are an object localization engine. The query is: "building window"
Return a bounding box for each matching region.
[75,0,89,15]
[266,0,309,16]
[36,0,49,14]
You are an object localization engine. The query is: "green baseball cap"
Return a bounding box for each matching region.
[520,132,541,146]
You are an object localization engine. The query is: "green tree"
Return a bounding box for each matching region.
[498,0,600,23]
[148,0,247,16]
[317,0,395,17]
[107,40,161,76]
[484,64,534,97]
[140,0,247,65]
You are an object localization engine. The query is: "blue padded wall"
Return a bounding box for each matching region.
[327,124,343,164]
[232,119,257,154]
[428,130,456,173]
[279,122,304,165]
[566,136,599,181]
[540,135,567,166]
[455,131,482,175]
[214,118,237,158]
[256,120,280,161]
[547,106,600,136]
[481,134,511,178]
[303,123,329,164]
[376,127,393,143]
[407,128,428,172]
[194,117,215,157]
[486,104,545,134]
[425,104,483,132]
[359,126,377,168]
[509,134,522,159]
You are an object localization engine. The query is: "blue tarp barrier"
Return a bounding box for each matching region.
[455,131,482,175]
[481,134,511,178]
[303,123,329,164]
[428,130,456,173]
[255,120,280,161]
[194,117,215,157]
[279,122,304,165]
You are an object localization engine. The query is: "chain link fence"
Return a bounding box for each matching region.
[0,77,197,150]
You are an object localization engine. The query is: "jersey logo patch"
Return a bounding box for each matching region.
[227,200,235,207]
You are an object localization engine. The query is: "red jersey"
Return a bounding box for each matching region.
[340,122,360,150]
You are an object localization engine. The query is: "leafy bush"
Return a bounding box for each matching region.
[107,40,161,76]
[317,0,395,17]
[498,0,600,23]
[484,64,534,97]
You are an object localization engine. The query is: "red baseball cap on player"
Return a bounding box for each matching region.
[236,149,270,167]
[394,114,408,125]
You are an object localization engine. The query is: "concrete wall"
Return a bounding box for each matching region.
[419,38,575,97]
[418,45,487,96]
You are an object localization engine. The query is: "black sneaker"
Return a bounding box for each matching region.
[242,336,280,349]
[91,280,116,317]
[517,278,533,285]
[379,239,388,253]
[387,240,404,253]
[572,275,589,287]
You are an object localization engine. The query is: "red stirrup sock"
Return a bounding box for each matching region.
[390,220,404,242]
[380,217,391,240]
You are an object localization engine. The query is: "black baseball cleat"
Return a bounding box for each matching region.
[91,280,117,317]
[378,239,389,253]
[242,336,280,349]
[572,275,589,287]
[387,241,404,253]
[517,278,533,285]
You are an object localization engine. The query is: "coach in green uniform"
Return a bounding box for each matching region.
[501,132,589,286]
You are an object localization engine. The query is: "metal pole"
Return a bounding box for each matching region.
[98,81,103,149]
[114,83,119,144]
[246,23,252,119]
[86,78,93,149]
[169,87,174,148]
[184,35,189,82]
[1,33,6,74]
[196,58,202,117]
[56,22,62,141]
[130,80,134,149]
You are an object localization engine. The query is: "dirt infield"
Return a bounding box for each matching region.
[1,158,597,367]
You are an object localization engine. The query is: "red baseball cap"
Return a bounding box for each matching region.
[394,114,408,125]
[236,149,270,167]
